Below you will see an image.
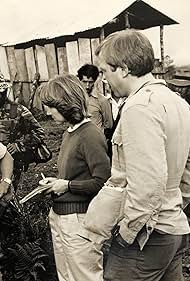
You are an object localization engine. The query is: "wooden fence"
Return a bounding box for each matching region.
[0,36,171,107]
[0,37,101,106]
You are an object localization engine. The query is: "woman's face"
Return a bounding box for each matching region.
[46,106,65,123]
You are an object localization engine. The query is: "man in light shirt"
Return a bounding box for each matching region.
[95,29,190,281]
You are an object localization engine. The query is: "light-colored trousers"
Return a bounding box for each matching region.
[49,208,103,281]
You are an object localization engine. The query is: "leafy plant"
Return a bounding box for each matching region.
[0,193,58,281]
[8,241,48,281]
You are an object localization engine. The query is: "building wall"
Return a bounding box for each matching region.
[0,37,100,106]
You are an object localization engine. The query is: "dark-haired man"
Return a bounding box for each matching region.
[77,64,113,131]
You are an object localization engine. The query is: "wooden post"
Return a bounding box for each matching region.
[100,27,105,42]
[125,12,130,29]
[160,25,164,71]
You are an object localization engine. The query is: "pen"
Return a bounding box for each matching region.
[41,173,46,180]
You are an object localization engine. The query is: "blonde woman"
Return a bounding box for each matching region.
[40,74,110,281]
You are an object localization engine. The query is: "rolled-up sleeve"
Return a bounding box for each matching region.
[119,105,168,243]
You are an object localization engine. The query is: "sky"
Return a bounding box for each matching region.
[0,0,189,66]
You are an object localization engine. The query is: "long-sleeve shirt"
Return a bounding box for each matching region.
[53,121,111,214]
[88,88,113,131]
[106,79,190,249]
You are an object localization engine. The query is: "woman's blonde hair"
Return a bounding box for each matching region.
[40,74,89,124]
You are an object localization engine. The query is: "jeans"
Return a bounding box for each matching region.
[104,231,189,281]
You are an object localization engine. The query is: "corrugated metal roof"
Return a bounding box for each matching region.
[3,0,178,46]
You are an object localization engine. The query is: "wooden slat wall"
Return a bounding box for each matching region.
[35,45,49,81]
[25,47,36,81]
[1,36,101,105]
[57,47,69,74]
[78,38,92,66]
[66,41,80,75]
[45,43,58,78]
[0,46,10,80]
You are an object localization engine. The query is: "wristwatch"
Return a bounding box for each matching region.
[1,178,12,185]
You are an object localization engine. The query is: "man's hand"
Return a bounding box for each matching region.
[7,143,19,155]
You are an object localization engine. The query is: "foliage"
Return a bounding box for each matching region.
[0,119,65,281]
[0,192,58,281]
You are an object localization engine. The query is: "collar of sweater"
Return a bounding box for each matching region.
[67,118,91,133]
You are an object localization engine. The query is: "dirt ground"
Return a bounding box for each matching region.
[20,118,190,280]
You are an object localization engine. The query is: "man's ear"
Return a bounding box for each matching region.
[121,66,131,78]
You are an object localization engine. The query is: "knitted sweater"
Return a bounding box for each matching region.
[53,121,111,215]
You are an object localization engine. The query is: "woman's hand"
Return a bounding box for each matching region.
[39,177,57,185]
[42,178,69,195]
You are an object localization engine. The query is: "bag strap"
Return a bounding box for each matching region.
[111,101,126,136]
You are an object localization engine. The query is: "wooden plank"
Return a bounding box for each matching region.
[0,46,10,80]
[25,47,36,81]
[160,25,164,71]
[35,45,49,81]
[14,49,28,81]
[32,83,46,111]
[14,49,31,105]
[22,83,31,107]
[91,38,100,64]
[78,38,92,66]
[124,12,131,28]
[57,47,69,74]
[6,46,18,81]
[45,43,58,78]
[66,41,80,75]
[100,28,105,41]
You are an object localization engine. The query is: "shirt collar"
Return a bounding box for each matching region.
[67,118,90,132]
[129,79,166,99]
[90,87,99,98]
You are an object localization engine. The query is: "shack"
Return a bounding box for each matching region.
[0,0,178,106]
